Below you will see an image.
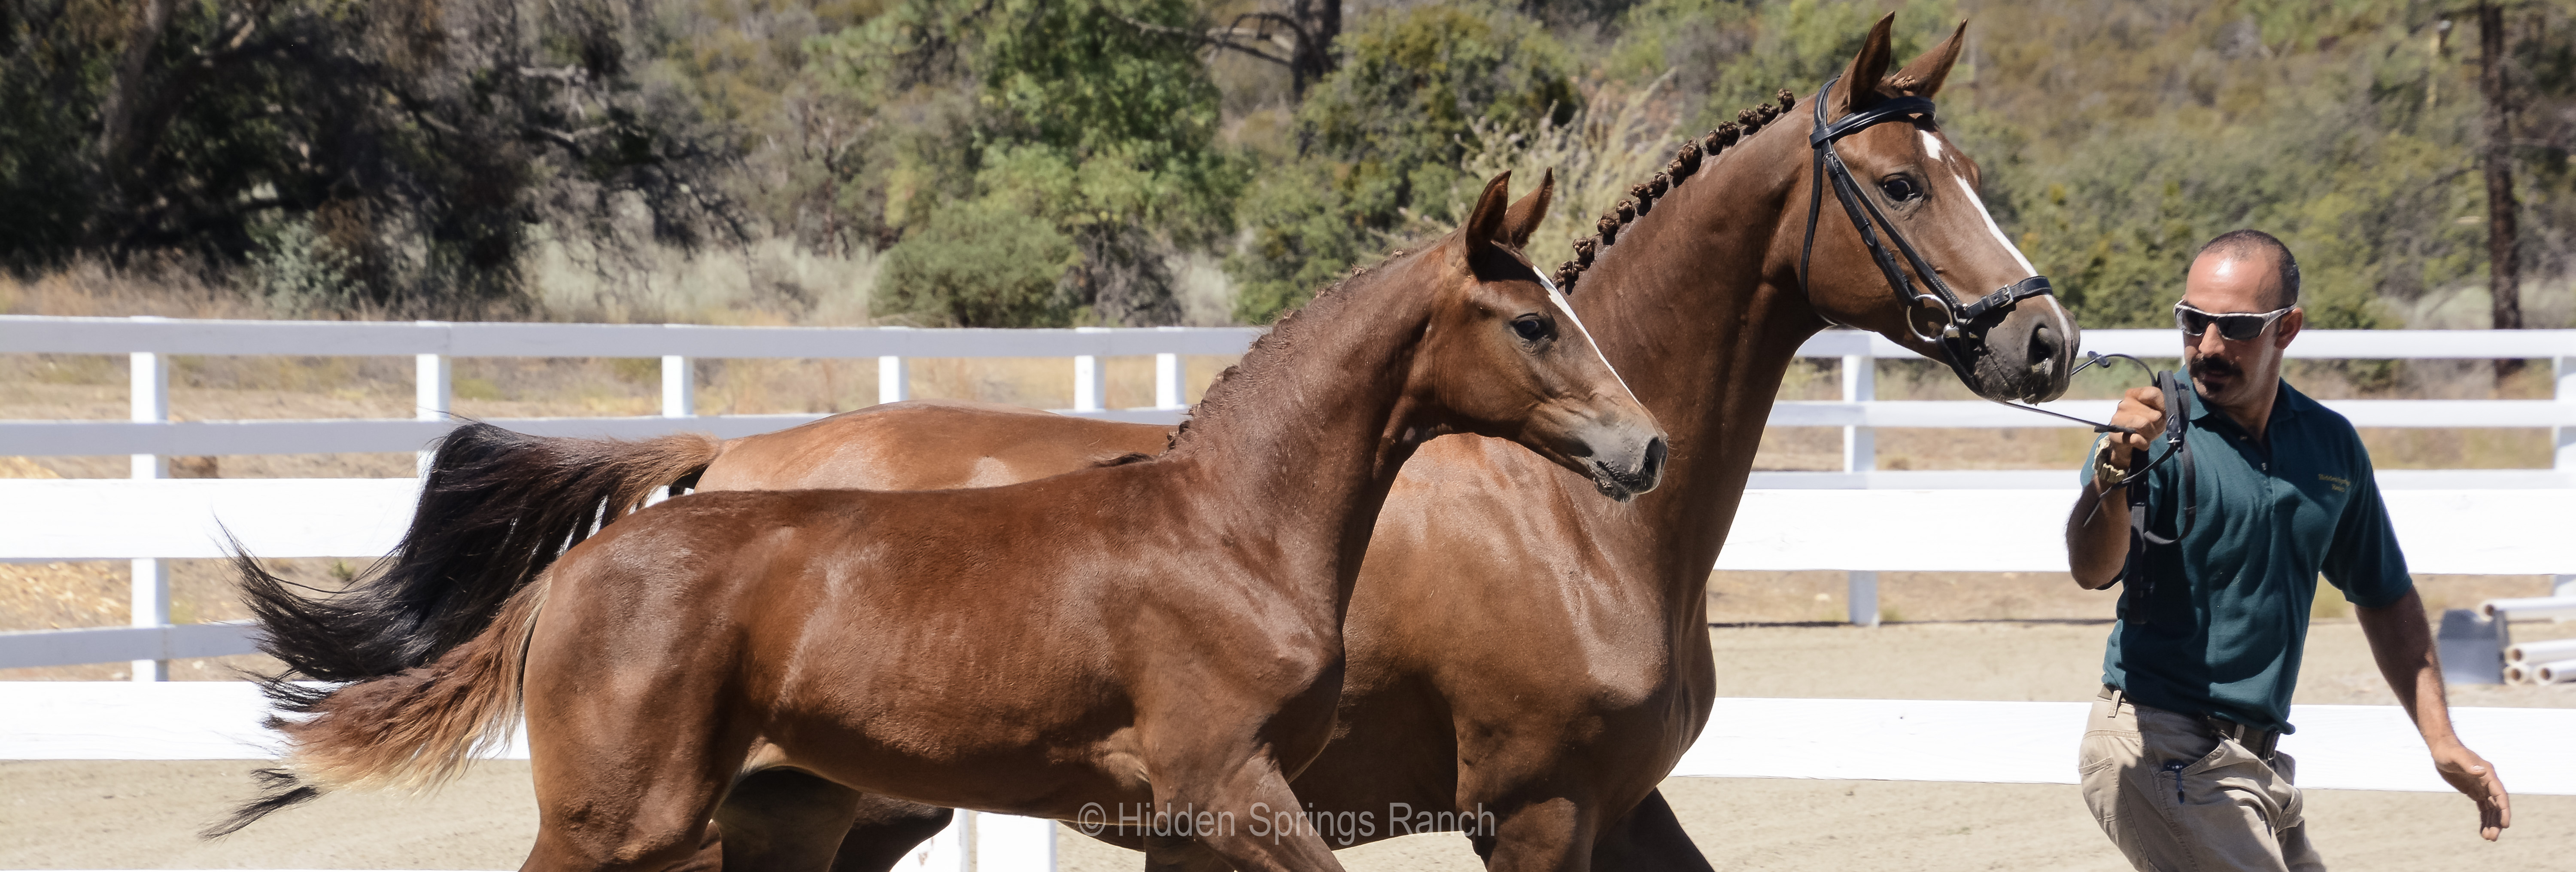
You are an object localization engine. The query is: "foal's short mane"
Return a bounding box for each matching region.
[1166,247,1430,453]
[1550,89,1801,294]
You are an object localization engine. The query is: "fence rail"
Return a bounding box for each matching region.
[4,316,2572,668]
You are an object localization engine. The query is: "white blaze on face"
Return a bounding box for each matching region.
[1534,269,1635,399]
[1929,131,2077,340]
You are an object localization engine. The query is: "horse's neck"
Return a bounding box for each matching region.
[1166,257,1437,599]
[1570,124,1823,619]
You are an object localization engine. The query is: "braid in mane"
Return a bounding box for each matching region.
[1552,88,1798,294]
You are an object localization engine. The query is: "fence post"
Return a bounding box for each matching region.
[129,326,169,681]
[1156,327,1186,410]
[1844,351,1880,626]
[662,356,694,418]
[1073,326,1108,413]
[2559,357,2572,604]
[2557,355,2573,474]
[416,343,450,476]
[878,327,910,405]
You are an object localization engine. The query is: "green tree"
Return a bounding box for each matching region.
[814,0,1242,326]
[1227,2,1577,323]
[875,200,1081,326]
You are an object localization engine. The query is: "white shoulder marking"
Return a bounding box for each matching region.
[1954,175,2038,276]
[1535,270,1635,398]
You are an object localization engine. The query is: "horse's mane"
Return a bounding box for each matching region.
[1552,88,1801,294]
[1165,247,1431,454]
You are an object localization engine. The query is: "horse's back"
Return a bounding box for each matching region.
[701,400,1170,491]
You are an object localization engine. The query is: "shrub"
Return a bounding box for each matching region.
[874,201,1081,326]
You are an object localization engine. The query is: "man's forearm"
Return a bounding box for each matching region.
[2066,481,2130,589]
[2356,589,2462,747]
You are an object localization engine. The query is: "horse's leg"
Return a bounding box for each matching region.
[519,662,757,872]
[823,795,956,872]
[1581,789,1712,872]
[1138,833,1231,872]
[1465,797,1598,872]
[714,768,873,872]
[1160,756,1346,872]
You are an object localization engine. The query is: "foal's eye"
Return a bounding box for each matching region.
[1511,315,1552,342]
[1879,176,1921,202]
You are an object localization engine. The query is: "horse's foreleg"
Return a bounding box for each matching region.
[1582,789,1711,872]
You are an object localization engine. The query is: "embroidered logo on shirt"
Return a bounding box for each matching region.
[2316,473,2349,492]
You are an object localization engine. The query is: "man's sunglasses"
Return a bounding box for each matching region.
[2174,302,2293,341]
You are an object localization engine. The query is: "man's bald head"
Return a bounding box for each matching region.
[2191,229,2300,311]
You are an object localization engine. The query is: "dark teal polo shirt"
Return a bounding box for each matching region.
[2085,376,2413,733]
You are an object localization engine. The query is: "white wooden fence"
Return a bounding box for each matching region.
[3,315,2573,670]
[4,317,2574,872]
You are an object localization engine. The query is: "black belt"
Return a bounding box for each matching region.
[2100,686,2279,761]
[2201,716,2281,762]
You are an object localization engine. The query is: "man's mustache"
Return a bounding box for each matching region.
[2189,356,2241,380]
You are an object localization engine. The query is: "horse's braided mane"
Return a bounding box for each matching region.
[1163,247,1427,453]
[1552,88,1799,294]
[1157,87,1799,452]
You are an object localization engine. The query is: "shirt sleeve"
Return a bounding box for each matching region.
[2321,448,2412,608]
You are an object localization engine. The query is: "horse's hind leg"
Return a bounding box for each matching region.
[518,648,759,872]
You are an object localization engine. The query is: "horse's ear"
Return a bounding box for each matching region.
[1892,21,1968,99]
[1501,168,1554,250]
[1461,171,1514,253]
[1833,14,1899,117]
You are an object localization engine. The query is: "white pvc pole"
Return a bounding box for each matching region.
[128,335,168,683]
[2535,659,2576,684]
[2480,597,2576,621]
[2506,637,2576,665]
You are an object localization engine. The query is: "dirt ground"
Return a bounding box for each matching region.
[6,621,2569,871]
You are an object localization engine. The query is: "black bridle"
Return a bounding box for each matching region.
[1792,75,2199,618]
[1797,74,2056,390]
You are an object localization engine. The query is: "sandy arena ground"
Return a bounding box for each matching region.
[6,622,2568,871]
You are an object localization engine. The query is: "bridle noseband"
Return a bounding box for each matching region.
[1797,74,2056,387]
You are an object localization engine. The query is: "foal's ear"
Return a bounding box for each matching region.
[1892,21,1968,99]
[1460,171,1515,255]
[1501,168,1555,251]
[1833,13,1898,116]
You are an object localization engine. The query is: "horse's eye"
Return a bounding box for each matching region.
[1879,177,1921,202]
[1511,316,1552,342]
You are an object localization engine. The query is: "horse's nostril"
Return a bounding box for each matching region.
[1640,437,1667,483]
[2030,323,2062,360]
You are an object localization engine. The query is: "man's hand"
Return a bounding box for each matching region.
[2102,385,2167,467]
[2431,742,2512,840]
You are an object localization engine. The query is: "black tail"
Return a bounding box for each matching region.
[236,421,719,687]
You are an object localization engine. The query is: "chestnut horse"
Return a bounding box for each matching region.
[229,18,2075,872]
[219,173,1666,872]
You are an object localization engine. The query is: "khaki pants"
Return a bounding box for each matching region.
[2078,688,2324,872]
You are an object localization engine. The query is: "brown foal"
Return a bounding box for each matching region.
[227,18,2075,872]
[225,173,1666,872]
